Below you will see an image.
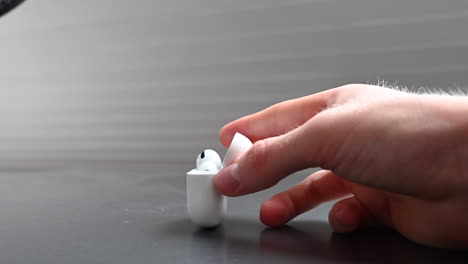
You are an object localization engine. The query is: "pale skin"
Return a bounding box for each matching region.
[214,84,468,249]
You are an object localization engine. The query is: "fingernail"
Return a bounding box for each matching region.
[230,163,240,181]
[260,199,289,227]
[334,207,347,226]
[215,164,240,193]
[333,206,355,232]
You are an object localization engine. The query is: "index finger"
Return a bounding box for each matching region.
[219,88,338,147]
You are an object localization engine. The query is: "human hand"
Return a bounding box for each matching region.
[214,84,468,248]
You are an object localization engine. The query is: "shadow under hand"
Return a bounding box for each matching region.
[260,223,331,258]
[260,222,468,263]
[162,218,468,263]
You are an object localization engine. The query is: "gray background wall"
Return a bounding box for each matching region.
[1,0,468,168]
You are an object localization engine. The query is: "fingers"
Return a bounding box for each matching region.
[215,112,344,196]
[328,196,382,233]
[219,89,338,147]
[259,170,351,227]
[215,123,330,196]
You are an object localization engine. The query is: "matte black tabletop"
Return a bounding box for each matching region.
[0,164,466,264]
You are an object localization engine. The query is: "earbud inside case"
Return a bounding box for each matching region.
[186,133,253,227]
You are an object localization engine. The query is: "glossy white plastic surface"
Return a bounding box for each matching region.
[187,133,253,227]
[196,149,222,171]
[222,132,253,168]
[186,169,225,227]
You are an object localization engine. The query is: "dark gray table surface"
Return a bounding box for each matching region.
[0,164,466,264]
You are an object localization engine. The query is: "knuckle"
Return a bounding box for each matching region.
[237,139,276,190]
[283,191,300,217]
[304,177,324,203]
[244,139,269,171]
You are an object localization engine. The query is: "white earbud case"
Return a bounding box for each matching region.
[186,168,224,227]
[186,133,253,228]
